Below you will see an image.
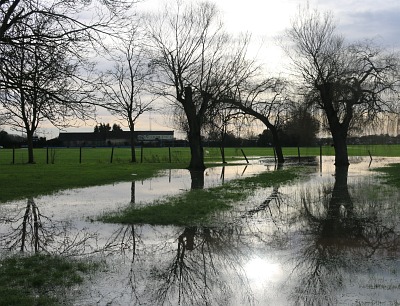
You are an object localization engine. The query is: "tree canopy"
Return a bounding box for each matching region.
[286,8,400,165]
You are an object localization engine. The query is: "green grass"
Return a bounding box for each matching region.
[0,147,194,165]
[374,163,400,187]
[0,162,186,203]
[0,254,99,306]
[2,145,400,165]
[101,167,303,226]
[2,144,400,203]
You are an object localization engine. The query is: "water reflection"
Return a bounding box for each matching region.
[245,186,282,217]
[1,158,400,305]
[131,181,135,204]
[150,226,252,305]
[302,166,399,255]
[189,166,250,189]
[293,165,400,305]
[87,224,256,306]
[189,169,205,189]
[0,198,98,255]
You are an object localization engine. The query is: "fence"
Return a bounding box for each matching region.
[0,144,399,165]
[0,147,187,165]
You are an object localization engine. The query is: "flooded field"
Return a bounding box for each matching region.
[1,157,400,305]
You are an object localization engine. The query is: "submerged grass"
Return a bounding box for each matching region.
[101,167,303,226]
[0,254,99,306]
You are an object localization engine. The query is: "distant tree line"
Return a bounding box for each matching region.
[1,1,399,169]
[0,130,25,147]
[94,123,123,137]
[3,127,400,149]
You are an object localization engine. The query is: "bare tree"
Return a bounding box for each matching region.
[286,8,400,166]
[99,25,155,162]
[204,105,241,163]
[0,16,94,163]
[146,1,259,170]
[0,0,133,45]
[0,0,140,163]
[225,78,292,163]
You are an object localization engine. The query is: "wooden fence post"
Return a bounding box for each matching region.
[110,147,114,163]
[320,145,322,166]
[298,146,301,162]
[240,148,249,164]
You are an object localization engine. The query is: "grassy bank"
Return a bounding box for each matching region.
[101,167,303,226]
[0,162,186,203]
[2,144,400,203]
[0,254,99,306]
[374,163,400,187]
[2,144,400,165]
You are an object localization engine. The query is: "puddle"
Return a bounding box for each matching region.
[0,163,272,221]
[1,157,400,305]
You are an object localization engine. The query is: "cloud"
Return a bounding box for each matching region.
[338,9,400,47]
[315,0,400,47]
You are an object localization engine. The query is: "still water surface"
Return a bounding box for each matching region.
[1,157,400,305]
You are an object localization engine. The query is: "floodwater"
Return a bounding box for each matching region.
[1,157,400,305]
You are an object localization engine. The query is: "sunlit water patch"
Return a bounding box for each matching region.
[1,157,400,305]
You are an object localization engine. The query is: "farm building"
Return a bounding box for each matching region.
[58,131,174,147]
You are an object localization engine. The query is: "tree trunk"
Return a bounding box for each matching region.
[332,134,349,166]
[269,125,284,164]
[325,108,350,166]
[220,131,226,164]
[27,132,35,164]
[129,126,136,163]
[188,130,205,170]
[220,147,226,164]
[235,103,285,164]
[184,86,205,170]
[320,83,350,166]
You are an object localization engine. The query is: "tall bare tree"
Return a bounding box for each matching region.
[146,1,259,170]
[0,0,132,44]
[0,16,94,163]
[0,0,137,163]
[99,26,155,163]
[225,78,292,163]
[286,8,400,166]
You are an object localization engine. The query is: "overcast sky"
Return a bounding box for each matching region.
[38,0,400,138]
[138,0,400,45]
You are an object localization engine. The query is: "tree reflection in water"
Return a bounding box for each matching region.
[1,163,399,305]
[150,226,255,306]
[189,169,205,189]
[293,165,400,305]
[0,198,99,255]
[101,224,143,304]
[97,222,258,305]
